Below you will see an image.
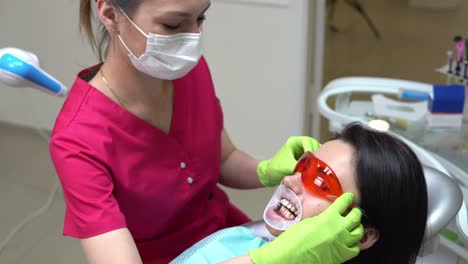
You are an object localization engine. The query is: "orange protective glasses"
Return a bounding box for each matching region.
[293,151,345,203]
[294,151,368,222]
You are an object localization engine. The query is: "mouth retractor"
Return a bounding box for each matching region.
[263,184,303,231]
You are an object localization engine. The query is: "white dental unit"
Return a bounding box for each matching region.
[318,77,468,261]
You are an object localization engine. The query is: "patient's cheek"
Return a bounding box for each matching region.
[301,200,331,220]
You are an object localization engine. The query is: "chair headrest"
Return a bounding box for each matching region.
[424,165,463,241]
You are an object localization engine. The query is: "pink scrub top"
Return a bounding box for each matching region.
[49,57,251,263]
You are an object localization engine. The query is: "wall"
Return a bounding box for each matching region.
[204,1,288,160]
[204,0,318,218]
[0,0,96,130]
[201,0,288,218]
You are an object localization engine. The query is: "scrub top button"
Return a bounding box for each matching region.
[187,177,194,184]
[180,162,186,169]
[208,192,214,200]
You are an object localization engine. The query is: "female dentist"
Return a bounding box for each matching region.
[49,0,364,263]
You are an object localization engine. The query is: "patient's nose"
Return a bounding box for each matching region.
[283,173,303,195]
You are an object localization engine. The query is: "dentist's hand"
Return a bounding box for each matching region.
[257,136,321,187]
[248,193,364,264]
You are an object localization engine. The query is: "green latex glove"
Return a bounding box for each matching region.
[257,136,321,187]
[249,193,364,264]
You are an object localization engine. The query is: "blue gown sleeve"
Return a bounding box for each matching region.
[170,226,269,264]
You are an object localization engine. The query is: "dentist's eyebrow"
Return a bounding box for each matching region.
[163,2,211,18]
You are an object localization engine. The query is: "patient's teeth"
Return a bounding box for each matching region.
[280,206,285,213]
[278,205,296,220]
[279,197,299,218]
[284,209,291,219]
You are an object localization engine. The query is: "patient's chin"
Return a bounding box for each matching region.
[266,223,283,237]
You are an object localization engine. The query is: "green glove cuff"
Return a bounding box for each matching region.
[257,160,274,187]
[248,246,268,264]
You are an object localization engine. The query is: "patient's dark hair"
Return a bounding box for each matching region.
[333,122,427,264]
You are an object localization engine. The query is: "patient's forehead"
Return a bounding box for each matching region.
[313,139,360,201]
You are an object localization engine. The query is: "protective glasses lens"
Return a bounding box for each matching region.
[293,151,344,202]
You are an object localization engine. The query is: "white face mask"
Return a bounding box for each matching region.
[117,8,203,80]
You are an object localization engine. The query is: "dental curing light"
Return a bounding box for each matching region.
[0,47,68,96]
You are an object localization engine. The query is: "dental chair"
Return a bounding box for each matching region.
[317,77,466,259]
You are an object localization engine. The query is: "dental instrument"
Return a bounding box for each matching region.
[465,39,468,62]
[0,47,68,96]
[447,51,454,85]
[455,61,462,82]
[464,61,468,82]
[448,51,454,75]
[455,35,464,63]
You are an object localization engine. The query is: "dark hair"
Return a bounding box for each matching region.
[333,122,427,264]
[79,0,142,61]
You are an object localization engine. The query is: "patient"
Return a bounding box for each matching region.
[171,123,428,264]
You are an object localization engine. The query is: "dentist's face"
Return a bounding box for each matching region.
[112,0,210,57]
[266,140,360,236]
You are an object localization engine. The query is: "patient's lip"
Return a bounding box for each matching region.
[266,206,283,221]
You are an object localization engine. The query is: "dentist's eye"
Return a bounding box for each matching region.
[197,15,206,26]
[163,24,180,30]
